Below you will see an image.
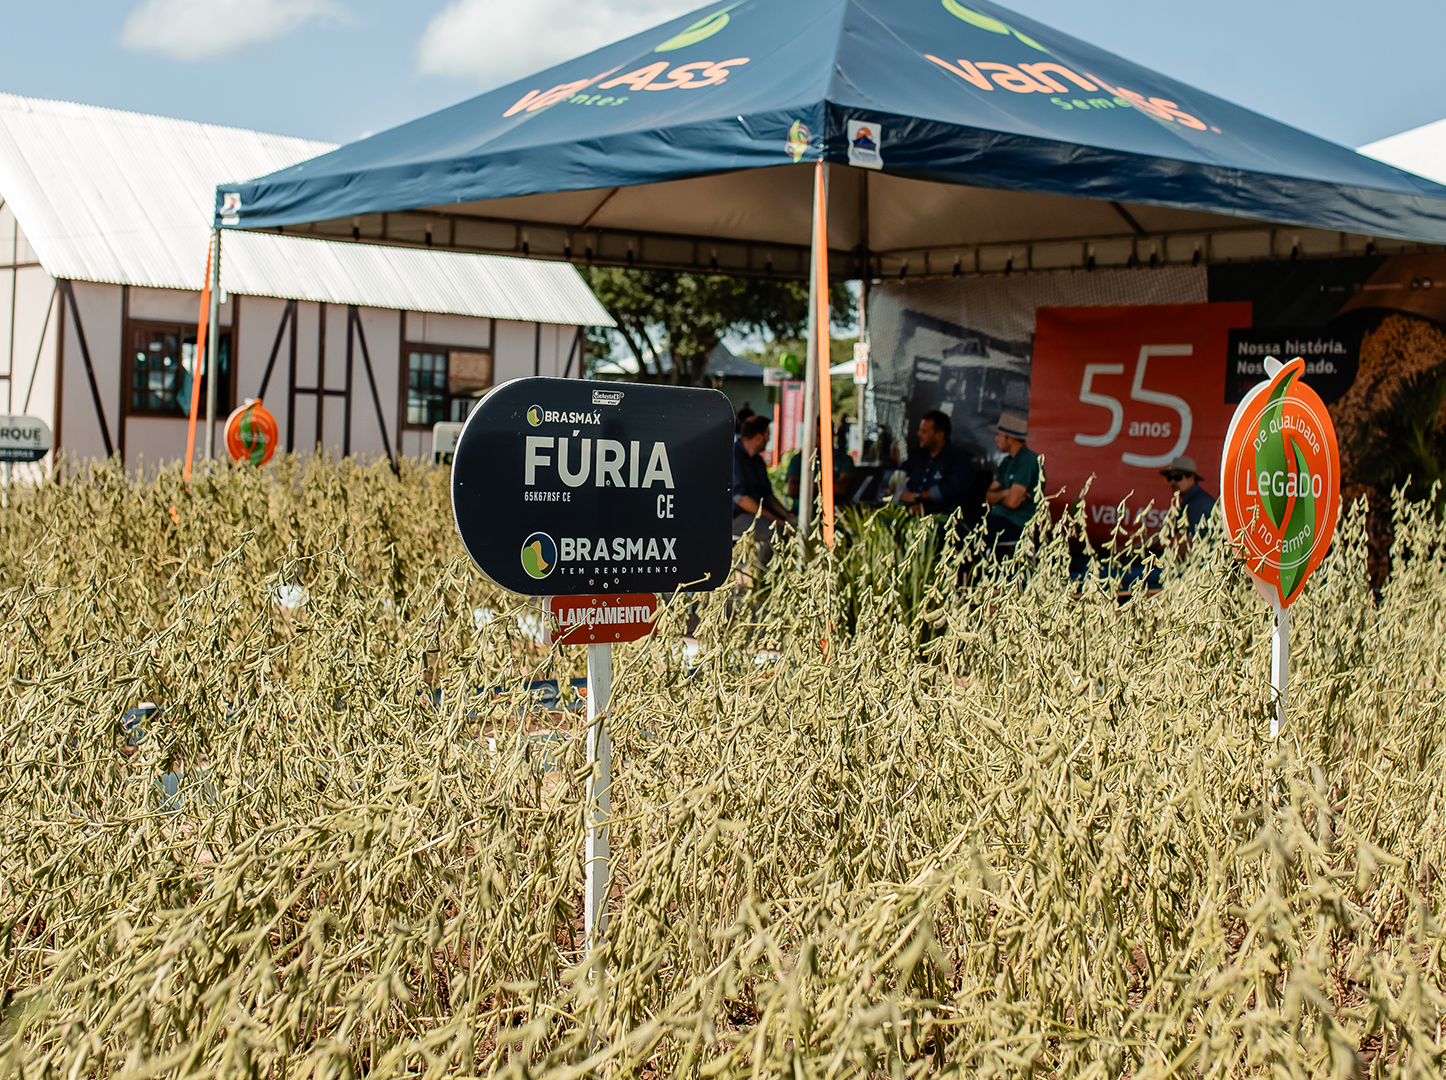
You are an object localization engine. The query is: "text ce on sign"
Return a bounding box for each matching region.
[451,378,734,596]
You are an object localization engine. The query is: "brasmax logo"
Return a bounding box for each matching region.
[520,531,558,579]
[529,406,602,426]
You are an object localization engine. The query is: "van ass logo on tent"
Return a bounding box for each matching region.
[504,2,747,115]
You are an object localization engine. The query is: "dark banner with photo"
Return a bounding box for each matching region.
[867,253,1446,541]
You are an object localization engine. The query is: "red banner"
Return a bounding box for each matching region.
[1029,303,1252,539]
[547,593,658,645]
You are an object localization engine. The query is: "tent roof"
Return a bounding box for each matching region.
[219,0,1446,278]
[0,93,611,325]
[706,344,766,378]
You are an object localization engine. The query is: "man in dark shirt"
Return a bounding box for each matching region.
[899,410,973,519]
[732,414,794,561]
[1160,455,1216,535]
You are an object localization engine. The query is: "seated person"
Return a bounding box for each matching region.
[984,412,1041,545]
[786,422,857,509]
[1160,455,1216,535]
[898,410,973,518]
[733,415,794,560]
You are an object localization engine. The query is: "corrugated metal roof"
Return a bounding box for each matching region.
[0,93,612,326]
[223,231,612,325]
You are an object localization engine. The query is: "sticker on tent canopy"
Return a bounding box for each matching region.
[847,121,883,170]
[1219,356,1340,608]
[786,120,811,163]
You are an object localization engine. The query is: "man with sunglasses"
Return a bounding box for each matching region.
[1160,456,1215,535]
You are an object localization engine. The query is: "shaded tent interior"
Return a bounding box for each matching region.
[261,164,1444,282]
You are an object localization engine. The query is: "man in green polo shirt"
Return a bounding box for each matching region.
[984,411,1041,545]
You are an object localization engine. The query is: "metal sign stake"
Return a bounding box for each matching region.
[1270,600,1288,740]
[584,642,612,951]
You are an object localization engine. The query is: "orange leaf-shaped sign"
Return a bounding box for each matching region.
[224,399,279,468]
[1219,357,1340,608]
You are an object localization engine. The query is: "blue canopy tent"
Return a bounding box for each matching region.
[217,0,1446,272]
[214,0,1446,533]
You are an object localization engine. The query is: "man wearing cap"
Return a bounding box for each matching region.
[985,412,1041,544]
[1160,456,1215,534]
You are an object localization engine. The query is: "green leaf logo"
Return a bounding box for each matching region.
[520,532,557,580]
[239,404,266,467]
[941,0,1048,49]
[655,3,740,52]
[1278,440,1316,602]
[1253,370,1296,528]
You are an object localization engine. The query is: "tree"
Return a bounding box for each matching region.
[583,267,854,386]
[1354,360,1446,516]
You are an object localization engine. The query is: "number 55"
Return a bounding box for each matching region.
[1072,345,1193,468]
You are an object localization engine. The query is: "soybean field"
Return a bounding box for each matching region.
[2,457,1446,1079]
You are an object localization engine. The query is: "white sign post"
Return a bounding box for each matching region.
[584,643,612,949]
[1270,601,1289,740]
[449,378,730,966]
[545,594,657,953]
[1219,355,1340,743]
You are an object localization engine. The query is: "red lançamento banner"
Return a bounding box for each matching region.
[547,593,658,646]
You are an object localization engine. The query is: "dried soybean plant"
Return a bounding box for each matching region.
[2,456,1446,1080]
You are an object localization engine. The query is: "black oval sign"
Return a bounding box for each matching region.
[451,378,735,596]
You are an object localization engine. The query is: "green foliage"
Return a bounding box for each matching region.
[584,268,854,385]
[3,459,1446,1078]
[1354,360,1446,515]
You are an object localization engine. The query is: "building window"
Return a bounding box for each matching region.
[127,322,231,417]
[407,350,447,426]
[406,347,493,427]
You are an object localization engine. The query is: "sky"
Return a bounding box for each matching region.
[1,0,1445,151]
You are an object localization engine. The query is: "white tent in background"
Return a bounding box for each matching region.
[1359,119,1446,188]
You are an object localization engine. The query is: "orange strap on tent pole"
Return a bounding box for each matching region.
[184,239,212,484]
[814,163,835,548]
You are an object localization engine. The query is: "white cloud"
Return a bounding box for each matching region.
[415,0,705,88]
[120,0,348,61]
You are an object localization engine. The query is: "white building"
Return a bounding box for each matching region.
[0,94,612,470]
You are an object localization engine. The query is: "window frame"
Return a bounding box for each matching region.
[401,342,494,430]
[122,316,235,420]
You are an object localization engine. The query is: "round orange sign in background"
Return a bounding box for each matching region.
[1219,356,1340,608]
[224,399,280,467]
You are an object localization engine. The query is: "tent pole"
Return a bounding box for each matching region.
[798,168,821,562]
[184,240,213,483]
[858,170,870,344]
[815,164,835,548]
[858,172,870,454]
[204,227,221,463]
